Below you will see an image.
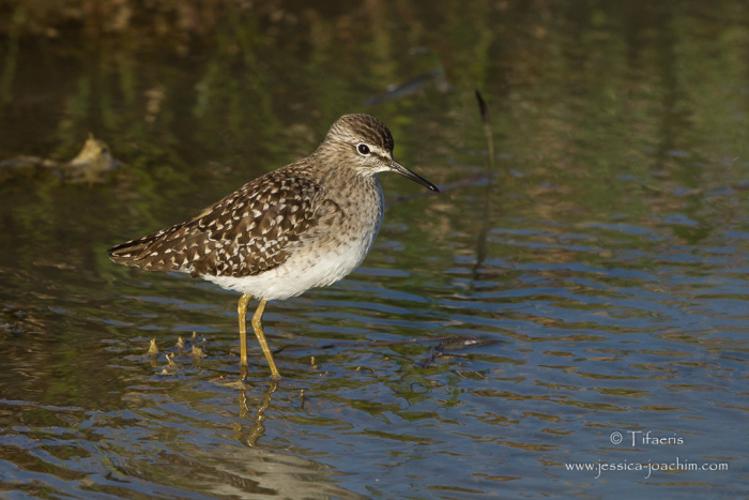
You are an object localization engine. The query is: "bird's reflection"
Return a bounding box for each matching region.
[239,381,278,448]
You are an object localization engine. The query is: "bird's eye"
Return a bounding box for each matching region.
[357,143,370,156]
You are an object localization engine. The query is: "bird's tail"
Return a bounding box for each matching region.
[108,223,197,273]
[108,235,156,267]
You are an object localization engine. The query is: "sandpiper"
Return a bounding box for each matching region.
[109,114,438,379]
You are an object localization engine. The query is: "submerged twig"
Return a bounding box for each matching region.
[417,336,497,368]
[475,90,495,170]
[472,90,497,283]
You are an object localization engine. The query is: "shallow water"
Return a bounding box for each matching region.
[1,1,748,497]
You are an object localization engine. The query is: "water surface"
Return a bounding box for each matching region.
[1,1,748,497]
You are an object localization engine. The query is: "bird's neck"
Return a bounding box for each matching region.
[305,154,381,212]
[308,146,374,187]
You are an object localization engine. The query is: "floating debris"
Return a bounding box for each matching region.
[435,336,491,352]
[210,376,248,390]
[165,352,177,368]
[417,336,498,368]
[147,338,159,356]
[0,133,121,183]
[66,133,120,182]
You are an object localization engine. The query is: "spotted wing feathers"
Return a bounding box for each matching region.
[108,168,325,277]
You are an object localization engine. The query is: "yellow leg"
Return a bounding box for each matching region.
[251,298,281,380]
[237,294,251,369]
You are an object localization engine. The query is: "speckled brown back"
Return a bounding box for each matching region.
[108,162,327,277]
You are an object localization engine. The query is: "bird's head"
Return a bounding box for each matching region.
[319,113,439,192]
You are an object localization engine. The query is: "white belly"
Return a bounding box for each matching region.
[204,214,381,301]
[204,177,384,300]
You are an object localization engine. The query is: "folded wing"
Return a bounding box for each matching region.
[108,168,330,278]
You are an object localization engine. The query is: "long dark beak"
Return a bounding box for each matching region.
[389,160,439,192]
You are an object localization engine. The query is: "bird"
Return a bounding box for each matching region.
[108,113,439,379]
